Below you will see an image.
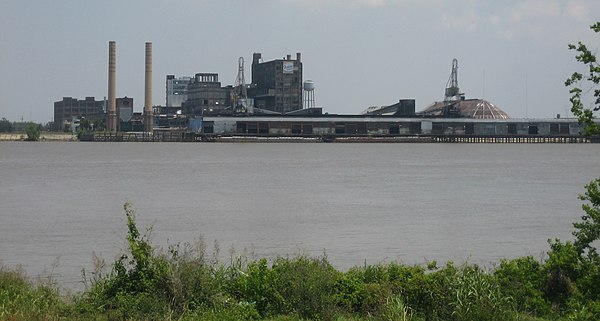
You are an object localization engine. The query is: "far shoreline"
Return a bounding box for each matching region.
[0,133,75,142]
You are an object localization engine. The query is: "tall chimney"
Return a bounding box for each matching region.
[107,41,117,131]
[144,42,153,133]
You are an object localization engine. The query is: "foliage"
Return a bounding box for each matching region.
[0,117,13,132]
[24,122,42,141]
[271,255,340,320]
[80,203,172,319]
[565,22,600,136]
[540,178,600,315]
[495,256,550,315]
[572,178,600,257]
[450,265,515,321]
[0,265,65,320]
[5,184,600,321]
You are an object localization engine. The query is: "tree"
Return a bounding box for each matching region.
[24,123,42,141]
[565,22,600,136]
[573,178,600,258]
[0,117,13,132]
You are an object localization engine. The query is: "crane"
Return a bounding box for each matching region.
[442,58,464,117]
[232,57,248,114]
[444,58,463,101]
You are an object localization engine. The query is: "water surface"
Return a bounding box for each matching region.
[1,142,598,289]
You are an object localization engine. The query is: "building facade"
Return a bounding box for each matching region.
[251,53,303,114]
[116,97,134,122]
[166,75,193,107]
[183,73,231,116]
[53,97,105,131]
[202,116,588,138]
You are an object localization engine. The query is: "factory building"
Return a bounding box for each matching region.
[202,116,587,138]
[53,97,105,131]
[182,73,231,116]
[250,53,303,114]
[116,97,133,122]
[420,99,510,119]
[166,75,193,107]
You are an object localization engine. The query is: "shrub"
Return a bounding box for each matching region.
[271,255,340,320]
[543,240,580,308]
[234,258,286,317]
[450,265,516,321]
[81,203,172,318]
[495,256,550,315]
[166,241,225,312]
[24,123,41,141]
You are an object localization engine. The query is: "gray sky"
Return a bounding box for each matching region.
[1,0,599,123]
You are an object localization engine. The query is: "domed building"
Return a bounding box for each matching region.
[420,59,511,119]
[419,99,510,119]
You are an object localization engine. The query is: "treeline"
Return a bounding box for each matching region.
[0,118,51,133]
[2,180,600,321]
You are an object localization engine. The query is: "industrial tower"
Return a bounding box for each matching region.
[232,57,248,114]
[443,58,464,117]
[444,58,463,101]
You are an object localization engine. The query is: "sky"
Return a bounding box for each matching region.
[0,0,599,123]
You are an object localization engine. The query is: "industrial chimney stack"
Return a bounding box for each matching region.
[144,42,153,132]
[107,41,117,131]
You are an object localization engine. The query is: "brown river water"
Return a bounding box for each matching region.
[1,141,599,289]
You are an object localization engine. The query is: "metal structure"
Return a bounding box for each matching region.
[442,58,464,117]
[444,58,462,101]
[421,59,509,119]
[303,80,315,108]
[232,57,248,114]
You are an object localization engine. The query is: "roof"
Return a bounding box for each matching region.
[420,99,510,119]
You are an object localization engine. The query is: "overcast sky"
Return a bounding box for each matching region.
[1,0,599,122]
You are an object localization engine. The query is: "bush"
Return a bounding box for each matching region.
[166,241,225,312]
[81,203,172,318]
[450,265,516,321]
[271,255,340,320]
[24,123,41,141]
[495,256,550,315]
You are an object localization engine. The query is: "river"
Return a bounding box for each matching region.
[1,141,598,289]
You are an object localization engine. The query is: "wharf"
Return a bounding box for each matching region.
[88,132,597,143]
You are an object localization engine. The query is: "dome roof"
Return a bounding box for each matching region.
[420,99,510,119]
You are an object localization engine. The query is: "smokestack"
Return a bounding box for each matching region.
[144,42,153,132]
[107,41,117,132]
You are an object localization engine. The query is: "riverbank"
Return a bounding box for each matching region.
[0,133,75,141]
[2,200,600,321]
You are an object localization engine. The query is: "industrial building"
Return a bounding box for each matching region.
[182,73,231,116]
[200,115,589,141]
[166,75,193,107]
[420,99,510,119]
[56,42,599,143]
[116,97,133,123]
[418,59,510,120]
[53,97,105,131]
[250,53,303,114]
